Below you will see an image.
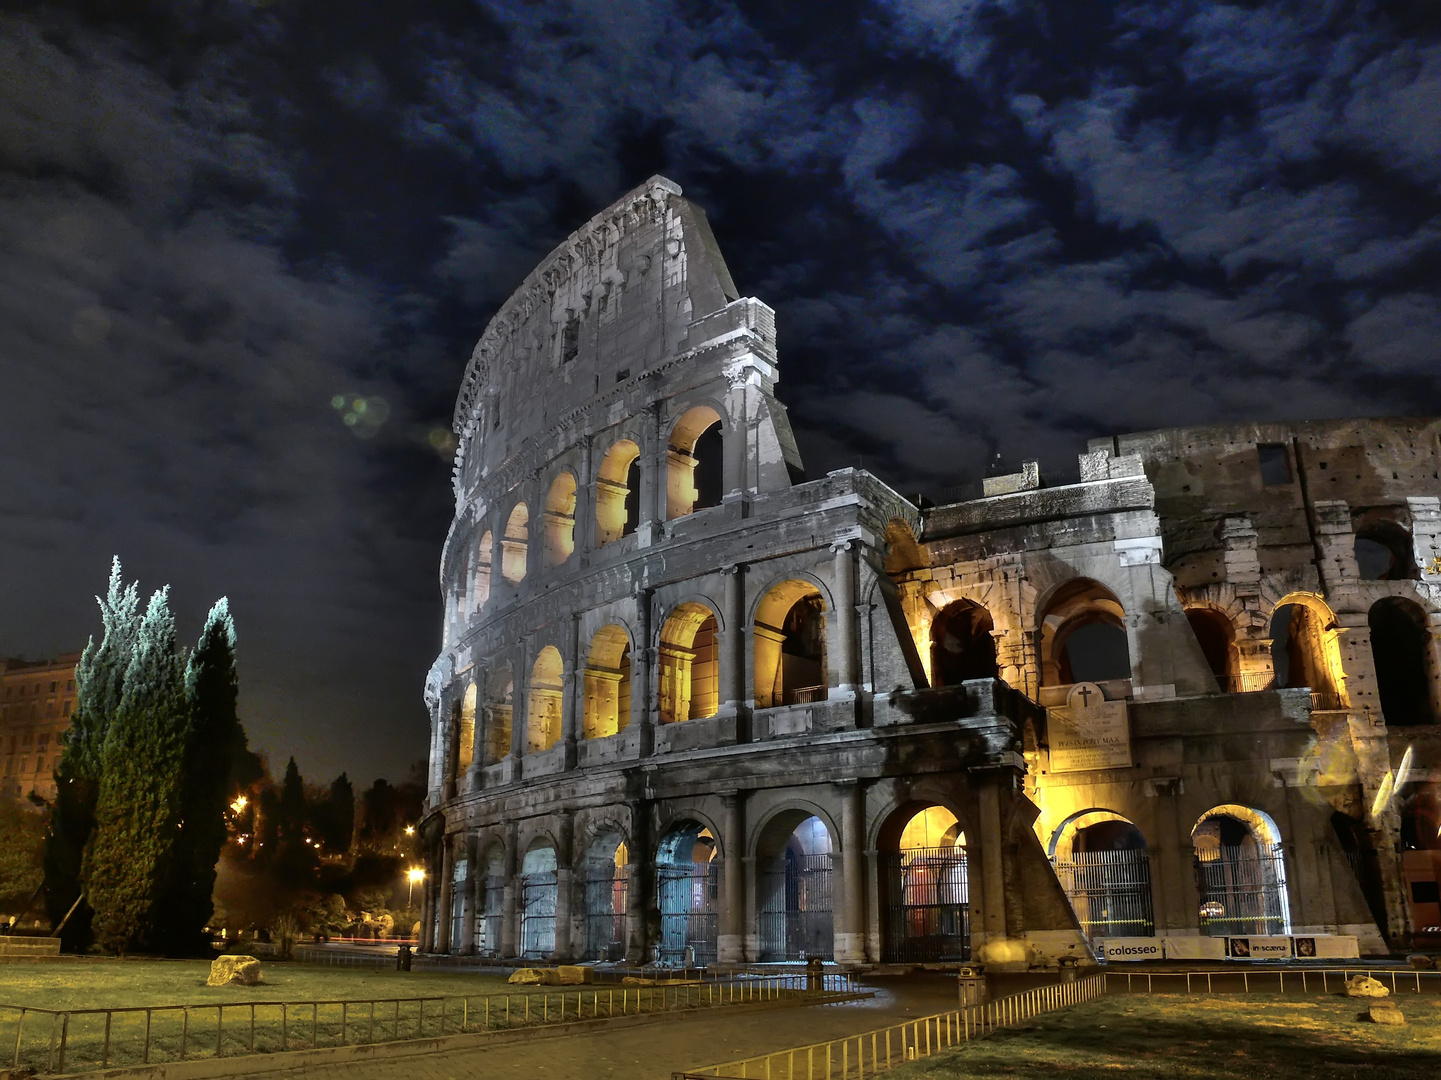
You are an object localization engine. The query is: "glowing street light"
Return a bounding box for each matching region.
[407,867,425,908]
[404,825,415,836]
[230,795,248,814]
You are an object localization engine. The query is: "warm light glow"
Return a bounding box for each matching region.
[230,795,248,814]
[407,868,426,884]
[404,825,415,836]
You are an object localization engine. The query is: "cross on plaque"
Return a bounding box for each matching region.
[1075,684,1097,708]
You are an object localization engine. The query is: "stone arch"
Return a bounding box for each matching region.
[526,646,564,753]
[666,405,724,519]
[595,438,642,546]
[583,623,632,739]
[930,599,998,686]
[875,800,970,963]
[502,502,529,583]
[883,518,928,575]
[579,825,630,961]
[1267,592,1346,703]
[1191,804,1291,936]
[1185,605,1239,691]
[1037,577,1130,686]
[658,601,720,723]
[1047,809,1155,941]
[455,682,477,775]
[483,662,514,764]
[1369,596,1437,726]
[474,838,507,956]
[519,838,559,958]
[473,530,493,610]
[543,471,578,567]
[1354,517,1417,580]
[753,577,830,709]
[754,808,836,961]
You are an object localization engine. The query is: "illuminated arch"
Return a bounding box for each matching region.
[526,646,564,753]
[658,602,719,722]
[483,663,513,764]
[473,530,493,610]
[583,624,632,739]
[501,503,529,583]
[1038,578,1130,686]
[543,472,577,567]
[595,439,641,546]
[666,406,724,520]
[753,579,828,709]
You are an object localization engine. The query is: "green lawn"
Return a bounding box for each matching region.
[0,958,533,1011]
[886,994,1441,1080]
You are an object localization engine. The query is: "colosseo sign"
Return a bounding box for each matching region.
[1101,935,1359,961]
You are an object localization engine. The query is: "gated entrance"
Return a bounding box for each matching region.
[1052,849,1155,939]
[1193,807,1291,937]
[656,822,718,964]
[758,850,835,961]
[881,805,970,963]
[519,844,557,958]
[474,845,505,955]
[581,836,629,961]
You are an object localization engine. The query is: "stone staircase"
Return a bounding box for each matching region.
[0,935,61,962]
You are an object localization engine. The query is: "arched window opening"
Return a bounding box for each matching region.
[1048,810,1154,941]
[475,845,505,956]
[754,580,828,708]
[658,604,719,723]
[931,600,997,686]
[1192,806,1290,937]
[519,843,558,958]
[1040,579,1131,686]
[483,665,513,765]
[502,503,529,583]
[880,805,969,963]
[656,822,718,965]
[1369,598,1436,726]
[1186,608,1238,691]
[526,647,564,753]
[448,849,469,954]
[454,682,477,777]
[666,406,724,520]
[473,531,493,610]
[583,625,632,739]
[1354,520,1415,580]
[543,473,577,567]
[757,813,834,962]
[595,439,641,546]
[1269,598,1346,706]
[581,833,629,961]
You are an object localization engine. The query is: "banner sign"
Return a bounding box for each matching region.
[1047,682,1132,772]
[1225,936,1293,959]
[1101,937,1164,961]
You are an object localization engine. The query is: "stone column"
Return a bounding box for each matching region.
[974,777,1006,952]
[637,402,663,543]
[561,614,580,769]
[627,801,652,963]
[463,832,479,954]
[554,813,575,960]
[500,823,519,958]
[836,781,867,964]
[418,847,436,952]
[576,437,595,557]
[724,374,750,496]
[634,588,656,756]
[437,840,456,954]
[719,791,746,963]
[720,564,747,714]
[832,541,859,694]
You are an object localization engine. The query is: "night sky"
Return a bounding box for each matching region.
[2,1,1439,787]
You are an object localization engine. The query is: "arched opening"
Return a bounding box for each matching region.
[473,531,493,610]
[454,683,477,777]
[483,664,513,765]
[757,813,834,962]
[754,580,828,708]
[475,845,505,956]
[930,600,997,686]
[879,804,969,962]
[451,545,470,628]
[1186,607,1238,691]
[883,518,928,575]
[526,647,564,753]
[1048,810,1154,940]
[1354,520,1415,580]
[543,472,577,567]
[448,847,469,954]
[1369,598,1436,726]
[595,439,642,546]
[656,821,719,965]
[1192,806,1290,936]
[658,603,719,723]
[666,406,724,520]
[583,625,632,739]
[519,843,557,958]
[501,503,529,583]
[1269,596,1346,706]
[580,833,629,961]
[1040,579,1131,686]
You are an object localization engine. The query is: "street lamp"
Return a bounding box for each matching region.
[404,825,415,836]
[407,867,425,908]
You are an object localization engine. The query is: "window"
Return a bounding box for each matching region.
[561,314,579,364]
[1257,443,1291,486]
[50,682,57,693]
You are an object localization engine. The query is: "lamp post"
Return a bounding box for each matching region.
[407,867,425,909]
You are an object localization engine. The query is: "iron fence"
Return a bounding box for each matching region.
[758,854,835,962]
[881,847,970,962]
[658,861,719,965]
[582,865,629,962]
[675,974,1106,1078]
[1195,843,1290,936]
[0,974,862,1075]
[520,871,558,958]
[1103,966,1441,997]
[1052,849,1155,939]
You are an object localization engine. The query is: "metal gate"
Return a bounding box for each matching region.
[448,858,469,953]
[882,847,970,962]
[520,870,557,958]
[474,878,504,955]
[582,865,629,961]
[758,852,834,961]
[1052,849,1155,939]
[657,861,718,964]
[1196,843,1290,936]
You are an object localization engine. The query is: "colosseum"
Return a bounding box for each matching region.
[418,175,1441,969]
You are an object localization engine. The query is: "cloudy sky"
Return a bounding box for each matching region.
[2,0,1438,786]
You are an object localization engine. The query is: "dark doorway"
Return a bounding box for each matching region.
[1369,598,1435,726]
[931,601,997,686]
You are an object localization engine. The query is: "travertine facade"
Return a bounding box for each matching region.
[420,176,1440,967]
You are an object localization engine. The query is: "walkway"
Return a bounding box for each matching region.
[286,974,958,1080]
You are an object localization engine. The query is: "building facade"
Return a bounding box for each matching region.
[419,175,1440,966]
[0,653,81,801]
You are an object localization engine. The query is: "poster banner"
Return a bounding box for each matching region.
[1162,936,1226,960]
[1101,937,1164,962]
[1293,935,1360,959]
[1226,936,1293,960]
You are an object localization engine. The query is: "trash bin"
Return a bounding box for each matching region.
[957,963,987,1007]
[397,944,412,972]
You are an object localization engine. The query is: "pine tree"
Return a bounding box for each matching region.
[320,773,355,854]
[43,558,141,951]
[84,587,189,955]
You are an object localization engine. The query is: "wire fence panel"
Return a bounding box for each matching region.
[658,861,719,965]
[881,847,970,962]
[758,853,834,962]
[1052,849,1156,939]
[520,870,558,958]
[1195,843,1289,936]
[581,865,629,961]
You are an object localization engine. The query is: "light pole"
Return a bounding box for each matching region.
[407,867,425,909]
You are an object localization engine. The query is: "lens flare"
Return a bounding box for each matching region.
[1395,745,1414,792]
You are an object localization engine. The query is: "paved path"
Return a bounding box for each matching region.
[284,974,958,1080]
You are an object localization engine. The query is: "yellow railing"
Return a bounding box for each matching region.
[677,973,1106,1079]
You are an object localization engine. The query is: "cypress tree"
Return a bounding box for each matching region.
[323,773,355,854]
[84,587,189,955]
[43,558,140,951]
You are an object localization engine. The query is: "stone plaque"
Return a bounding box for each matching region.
[1047,682,1132,772]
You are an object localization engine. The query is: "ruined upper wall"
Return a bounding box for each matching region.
[450,176,754,489]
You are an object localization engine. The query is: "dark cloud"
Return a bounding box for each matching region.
[2,0,1438,784]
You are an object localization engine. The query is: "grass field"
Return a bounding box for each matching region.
[886,993,1441,1079]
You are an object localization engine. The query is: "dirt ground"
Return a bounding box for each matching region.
[285,973,960,1080]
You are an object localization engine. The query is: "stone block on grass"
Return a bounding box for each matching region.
[207,955,262,987]
[556,965,592,985]
[1343,975,1389,998]
[1367,1003,1405,1026]
[509,967,558,985]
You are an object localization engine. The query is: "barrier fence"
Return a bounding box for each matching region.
[1103,966,1441,996]
[675,974,1107,1079]
[1,973,860,1075]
